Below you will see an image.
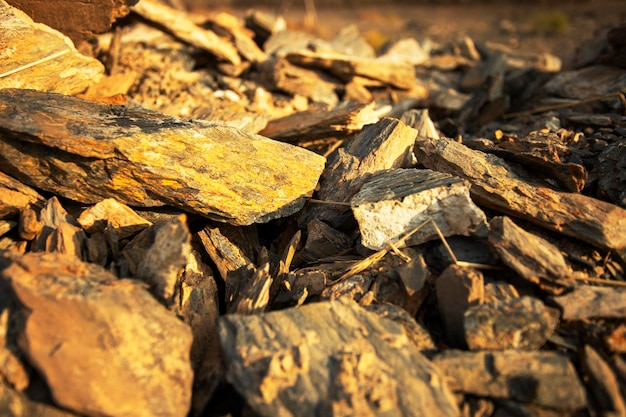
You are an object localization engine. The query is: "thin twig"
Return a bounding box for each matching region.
[429,218,458,264]
[571,276,626,287]
[0,48,71,79]
[323,139,344,158]
[308,198,351,207]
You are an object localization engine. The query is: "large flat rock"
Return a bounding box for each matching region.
[0,88,326,225]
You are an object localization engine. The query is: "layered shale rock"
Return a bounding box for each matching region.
[0,88,326,226]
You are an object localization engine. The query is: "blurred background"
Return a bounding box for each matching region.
[178,0,625,65]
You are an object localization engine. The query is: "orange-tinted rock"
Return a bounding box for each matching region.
[0,89,326,226]
[0,251,194,417]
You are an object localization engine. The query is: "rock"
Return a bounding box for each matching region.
[364,302,436,351]
[481,41,561,73]
[297,218,353,264]
[0,309,29,392]
[321,273,373,303]
[399,108,440,139]
[263,29,332,57]
[0,221,16,239]
[432,349,587,411]
[197,224,255,282]
[0,88,326,226]
[413,136,626,263]
[433,236,498,267]
[595,140,626,209]
[378,37,431,66]
[465,130,588,193]
[122,214,191,305]
[550,286,626,320]
[18,207,41,241]
[285,49,417,89]
[226,247,272,315]
[257,57,339,108]
[31,197,87,260]
[606,323,626,353]
[244,9,286,46]
[488,216,571,283]
[583,345,626,416]
[312,117,419,227]
[330,25,376,58]
[0,172,44,221]
[435,264,484,348]
[219,298,459,417]
[394,249,430,313]
[0,1,104,94]
[5,0,136,43]
[273,268,326,308]
[604,24,626,68]
[0,378,80,417]
[131,0,240,67]
[464,296,558,351]
[202,11,267,64]
[543,65,626,110]
[483,280,520,304]
[177,250,221,417]
[77,198,151,240]
[260,101,379,143]
[0,251,194,417]
[351,168,488,250]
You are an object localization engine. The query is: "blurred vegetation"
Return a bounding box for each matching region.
[529,10,570,35]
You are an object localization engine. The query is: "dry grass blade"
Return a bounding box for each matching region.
[323,139,344,158]
[0,48,71,78]
[277,230,301,277]
[308,198,352,206]
[388,241,411,263]
[334,217,458,282]
[456,261,505,270]
[571,276,626,287]
[430,219,458,264]
[333,247,387,283]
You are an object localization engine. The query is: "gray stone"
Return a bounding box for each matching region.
[352,168,488,250]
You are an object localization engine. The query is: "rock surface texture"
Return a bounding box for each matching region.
[0,89,326,226]
[0,251,194,417]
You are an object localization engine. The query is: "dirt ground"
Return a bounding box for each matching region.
[206,1,626,65]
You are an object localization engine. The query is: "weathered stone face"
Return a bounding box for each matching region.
[0,89,326,226]
[0,251,195,417]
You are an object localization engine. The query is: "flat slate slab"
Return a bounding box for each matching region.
[0,88,326,225]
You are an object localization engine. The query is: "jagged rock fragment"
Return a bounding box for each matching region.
[0,251,194,417]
